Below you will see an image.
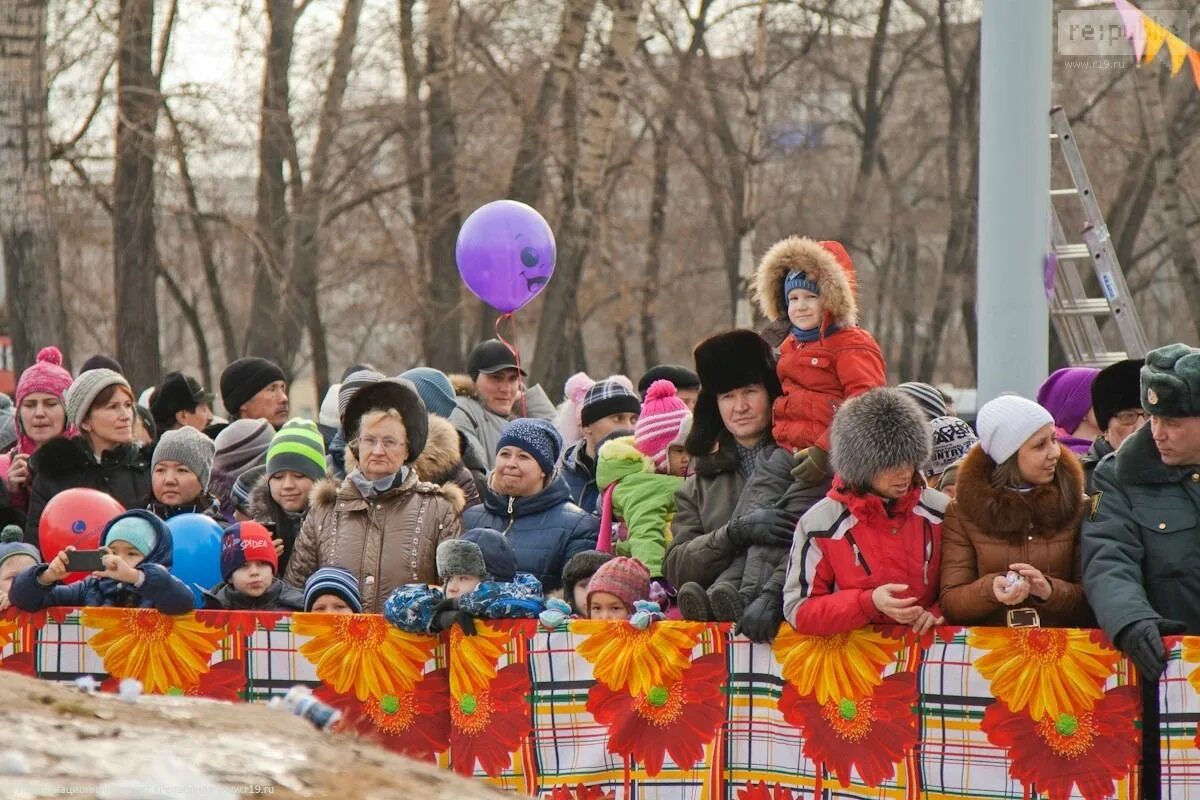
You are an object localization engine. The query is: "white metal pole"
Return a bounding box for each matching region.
[977,0,1052,404]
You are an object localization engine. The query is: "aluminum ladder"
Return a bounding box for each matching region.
[1048,105,1149,367]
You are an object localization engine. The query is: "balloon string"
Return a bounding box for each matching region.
[494,313,527,418]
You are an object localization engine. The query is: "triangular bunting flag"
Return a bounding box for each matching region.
[1143,15,1168,63]
[1128,5,1147,60]
[1190,48,1200,91]
[1113,0,1141,41]
[1166,32,1189,74]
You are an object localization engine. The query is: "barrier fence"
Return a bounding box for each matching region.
[4,608,1200,799]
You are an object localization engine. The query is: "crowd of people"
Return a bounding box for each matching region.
[0,235,1195,701]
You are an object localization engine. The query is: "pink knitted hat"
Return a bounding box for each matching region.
[586,556,651,612]
[14,347,74,454]
[634,379,690,471]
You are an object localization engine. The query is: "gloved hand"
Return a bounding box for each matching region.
[539,597,572,630]
[735,593,785,643]
[630,600,666,630]
[791,446,829,486]
[429,598,478,636]
[727,509,799,548]
[1114,618,1186,681]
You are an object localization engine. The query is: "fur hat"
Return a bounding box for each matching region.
[686,330,781,457]
[830,388,931,489]
[562,550,613,596]
[341,377,429,463]
[1091,359,1145,431]
[586,556,651,611]
[1141,344,1200,418]
[436,538,488,582]
[753,237,858,326]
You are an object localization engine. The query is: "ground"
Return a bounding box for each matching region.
[0,671,503,800]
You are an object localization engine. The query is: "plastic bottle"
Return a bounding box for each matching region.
[269,685,342,731]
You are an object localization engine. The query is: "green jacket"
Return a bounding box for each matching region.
[1082,424,1200,639]
[595,436,683,577]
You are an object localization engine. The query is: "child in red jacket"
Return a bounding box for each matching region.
[782,388,947,636]
[752,236,886,479]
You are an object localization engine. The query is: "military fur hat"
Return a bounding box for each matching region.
[830,388,932,490]
[1141,343,1200,418]
[685,329,782,457]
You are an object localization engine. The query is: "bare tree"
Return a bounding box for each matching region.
[0,0,71,369]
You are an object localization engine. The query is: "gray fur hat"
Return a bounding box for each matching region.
[830,388,932,490]
[436,538,487,581]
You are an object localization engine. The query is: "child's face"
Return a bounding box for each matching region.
[0,555,36,594]
[667,445,690,476]
[106,541,145,568]
[787,288,823,331]
[310,594,354,614]
[869,464,915,500]
[231,560,273,597]
[588,592,630,621]
[444,574,482,599]
[572,580,591,615]
[152,461,203,506]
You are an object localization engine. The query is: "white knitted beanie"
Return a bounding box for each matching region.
[975,395,1055,464]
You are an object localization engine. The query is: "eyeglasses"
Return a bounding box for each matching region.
[1112,409,1148,425]
[354,436,406,453]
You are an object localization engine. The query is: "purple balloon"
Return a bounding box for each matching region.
[456,200,556,313]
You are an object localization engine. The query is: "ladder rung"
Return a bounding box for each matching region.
[1050,188,1079,197]
[1053,299,1113,316]
[1076,353,1131,368]
[1054,244,1090,260]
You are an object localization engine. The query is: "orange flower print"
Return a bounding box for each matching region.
[572,619,707,696]
[84,608,225,694]
[971,627,1120,721]
[450,662,532,777]
[448,620,513,701]
[294,612,437,702]
[773,625,901,704]
[981,686,1140,800]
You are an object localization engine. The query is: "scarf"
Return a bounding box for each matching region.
[349,467,408,498]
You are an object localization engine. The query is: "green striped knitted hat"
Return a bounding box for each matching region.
[265,418,327,481]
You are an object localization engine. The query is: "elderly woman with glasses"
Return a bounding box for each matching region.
[284,376,465,612]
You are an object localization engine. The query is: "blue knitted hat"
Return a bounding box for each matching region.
[497,418,562,476]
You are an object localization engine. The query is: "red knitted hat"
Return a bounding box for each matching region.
[220,521,278,582]
[586,557,651,612]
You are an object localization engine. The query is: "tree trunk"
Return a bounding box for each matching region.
[0,0,70,370]
[157,262,211,388]
[531,0,644,392]
[397,0,432,346]
[734,0,770,330]
[421,0,463,371]
[113,0,162,390]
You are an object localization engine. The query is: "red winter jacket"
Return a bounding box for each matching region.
[782,481,948,636]
[772,328,886,453]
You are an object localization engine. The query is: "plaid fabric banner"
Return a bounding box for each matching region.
[0,609,1152,799]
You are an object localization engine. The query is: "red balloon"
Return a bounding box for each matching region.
[38,488,126,585]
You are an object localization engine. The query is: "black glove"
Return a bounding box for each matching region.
[1115,618,1186,682]
[727,509,799,548]
[735,593,785,643]
[429,597,478,636]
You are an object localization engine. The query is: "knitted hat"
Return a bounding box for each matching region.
[220,357,286,419]
[896,382,948,422]
[303,566,363,612]
[135,405,157,443]
[265,418,327,481]
[341,363,377,383]
[220,521,278,582]
[213,418,275,479]
[783,270,821,306]
[231,465,266,513]
[580,379,641,428]
[637,365,700,397]
[0,526,39,572]
[634,380,691,471]
[401,367,457,418]
[928,416,979,476]
[586,556,651,611]
[687,330,781,457]
[1091,359,1145,431]
[462,527,517,582]
[338,369,385,421]
[1036,367,1100,434]
[976,395,1055,465]
[1142,343,1200,418]
[103,514,159,557]
[16,347,73,409]
[830,388,931,489]
[466,339,526,379]
[671,414,693,449]
[562,550,613,594]
[436,538,487,582]
[153,426,217,489]
[318,384,341,430]
[497,418,563,476]
[150,372,212,431]
[79,354,123,375]
[65,369,133,430]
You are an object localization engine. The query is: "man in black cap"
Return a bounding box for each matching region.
[1080,358,1147,491]
[448,339,555,469]
[151,371,214,434]
[220,357,289,429]
[638,365,700,411]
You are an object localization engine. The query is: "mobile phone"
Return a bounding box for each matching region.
[1006,608,1041,629]
[66,549,106,573]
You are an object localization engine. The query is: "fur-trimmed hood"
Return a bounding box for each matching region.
[953,443,1086,535]
[830,388,931,489]
[753,236,858,326]
[449,373,476,397]
[413,416,465,484]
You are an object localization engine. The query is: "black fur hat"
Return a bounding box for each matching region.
[341,378,429,464]
[830,388,931,490]
[685,330,782,457]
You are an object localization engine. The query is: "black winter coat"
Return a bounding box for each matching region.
[25,437,153,550]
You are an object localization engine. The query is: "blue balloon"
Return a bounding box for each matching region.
[166,513,223,607]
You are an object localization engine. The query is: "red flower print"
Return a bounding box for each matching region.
[779,671,918,788]
[981,686,1140,800]
[586,652,727,777]
[450,662,531,777]
[315,668,451,761]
